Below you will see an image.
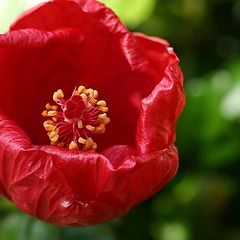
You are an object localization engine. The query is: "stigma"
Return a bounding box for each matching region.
[42,86,110,151]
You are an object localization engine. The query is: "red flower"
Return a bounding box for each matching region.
[0,0,185,226]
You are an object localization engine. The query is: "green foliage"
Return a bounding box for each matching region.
[99,0,156,27]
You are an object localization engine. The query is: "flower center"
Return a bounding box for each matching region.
[42,85,110,151]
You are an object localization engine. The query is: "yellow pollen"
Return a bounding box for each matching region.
[102,117,110,125]
[43,120,55,131]
[47,110,57,117]
[49,131,59,143]
[84,137,94,150]
[93,90,98,98]
[69,141,79,150]
[77,120,83,129]
[86,88,94,96]
[42,85,110,151]
[90,98,97,104]
[42,110,48,117]
[95,123,106,134]
[77,85,86,94]
[97,100,106,107]
[80,93,87,101]
[53,89,64,102]
[86,125,95,132]
[98,113,107,120]
[46,103,58,111]
[78,137,87,144]
[99,106,108,113]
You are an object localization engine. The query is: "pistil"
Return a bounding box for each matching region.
[42,85,110,151]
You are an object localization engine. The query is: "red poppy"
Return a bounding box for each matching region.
[0,0,185,226]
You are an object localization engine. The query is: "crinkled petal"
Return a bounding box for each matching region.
[0,0,184,227]
[135,34,185,153]
[0,28,82,47]
[0,0,158,149]
[0,28,85,145]
[0,111,178,226]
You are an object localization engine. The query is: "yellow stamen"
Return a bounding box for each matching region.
[77,85,86,94]
[93,90,98,98]
[99,106,108,113]
[43,85,110,152]
[43,120,55,131]
[69,141,79,150]
[97,100,106,107]
[86,88,94,97]
[102,117,110,125]
[84,137,94,150]
[77,120,83,129]
[49,131,59,143]
[95,123,106,134]
[90,98,97,104]
[46,103,57,111]
[86,125,95,132]
[47,110,57,117]
[80,93,87,101]
[42,110,48,117]
[53,89,64,102]
[78,137,87,144]
[98,113,107,120]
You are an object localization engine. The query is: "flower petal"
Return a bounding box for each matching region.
[136,34,185,153]
[0,28,85,145]
[0,0,158,149]
[0,1,183,226]
[0,28,82,48]
[0,111,178,226]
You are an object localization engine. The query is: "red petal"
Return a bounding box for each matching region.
[0,1,183,226]
[0,111,178,225]
[0,1,157,149]
[135,34,185,153]
[0,28,85,145]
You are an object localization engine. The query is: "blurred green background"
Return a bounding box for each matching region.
[0,0,240,239]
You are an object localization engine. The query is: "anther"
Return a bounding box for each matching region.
[69,141,79,150]
[99,113,107,120]
[95,123,106,134]
[86,88,94,96]
[86,125,95,132]
[53,89,64,102]
[49,131,59,143]
[77,120,83,129]
[78,137,87,144]
[93,90,98,98]
[43,85,110,151]
[80,93,87,101]
[77,85,85,94]
[97,100,106,107]
[47,110,57,117]
[42,110,48,117]
[46,103,58,110]
[99,106,108,112]
[102,117,110,125]
[84,138,94,150]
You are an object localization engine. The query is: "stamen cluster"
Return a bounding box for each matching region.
[42,85,110,151]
